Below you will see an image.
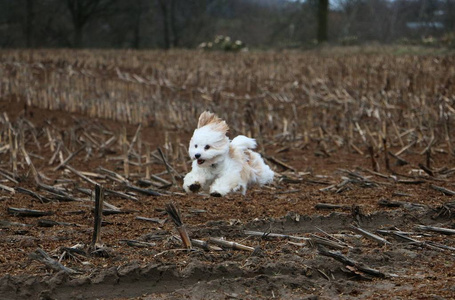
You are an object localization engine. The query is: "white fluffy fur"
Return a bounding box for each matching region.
[183,111,274,196]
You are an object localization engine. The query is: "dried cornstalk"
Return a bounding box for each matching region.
[395,140,416,157]
[315,203,351,210]
[266,156,296,172]
[0,168,18,184]
[91,184,104,250]
[145,144,151,179]
[165,202,192,249]
[244,230,309,241]
[64,165,99,186]
[126,184,161,196]
[97,167,129,183]
[208,237,255,252]
[190,238,223,251]
[15,187,52,203]
[418,163,434,177]
[20,143,40,183]
[8,207,53,217]
[0,183,15,194]
[150,174,172,186]
[349,225,391,245]
[45,127,55,152]
[388,232,452,252]
[382,137,390,172]
[415,225,455,235]
[120,240,156,248]
[157,147,178,186]
[53,144,86,171]
[136,216,166,225]
[430,184,455,196]
[173,236,223,251]
[9,128,18,178]
[48,141,62,165]
[30,248,79,274]
[127,123,142,154]
[368,145,379,172]
[122,127,129,177]
[318,248,389,278]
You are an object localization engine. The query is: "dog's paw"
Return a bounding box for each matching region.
[210,192,222,197]
[189,183,201,193]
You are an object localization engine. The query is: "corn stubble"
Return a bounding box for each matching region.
[0,49,454,158]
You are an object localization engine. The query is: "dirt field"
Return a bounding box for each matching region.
[1,48,455,299]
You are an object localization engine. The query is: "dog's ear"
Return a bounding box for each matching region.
[197,111,216,128]
[197,111,229,133]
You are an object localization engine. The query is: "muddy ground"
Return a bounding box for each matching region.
[0,100,454,299]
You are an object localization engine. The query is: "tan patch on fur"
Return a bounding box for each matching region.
[198,111,229,133]
[240,151,253,182]
[229,145,240,160]
[248,152,264,179]
[229,146,254,182]
[229,145,234,157]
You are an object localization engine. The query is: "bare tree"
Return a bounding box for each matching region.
[317,0,329,42]
[170,0,179,47]
[446,0,455,31]
[25,0,34,47]
[157,0,170,49]
[1,0,454,49]
[66,0,116,47]
[131,0,147,49]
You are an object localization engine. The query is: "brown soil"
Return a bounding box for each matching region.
[1,99,454,300]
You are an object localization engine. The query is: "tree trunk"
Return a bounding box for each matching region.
[74,24,83,48]
[158,0,170,49]
[169,0,178,48]
[317,0,329,43]
[132,8,142,49]
[447,0,455,31]
[25,0,34,48]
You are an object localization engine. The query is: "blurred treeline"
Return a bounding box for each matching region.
[1,0,454,49]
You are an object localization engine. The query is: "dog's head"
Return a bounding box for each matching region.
[189,111,229,166]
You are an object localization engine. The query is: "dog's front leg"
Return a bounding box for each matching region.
[209,174,245,197]
[183,165,207,193]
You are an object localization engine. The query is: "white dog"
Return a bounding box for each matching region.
[183,111,274,196]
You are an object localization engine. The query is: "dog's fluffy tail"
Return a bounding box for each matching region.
[231,135,256,150]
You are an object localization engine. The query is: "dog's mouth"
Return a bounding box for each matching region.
[197,159,205,165]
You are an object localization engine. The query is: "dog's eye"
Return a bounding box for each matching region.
[204,145,210,150]
[195,144,198,148]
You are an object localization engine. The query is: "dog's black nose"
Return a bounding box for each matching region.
[195,153,201,159]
